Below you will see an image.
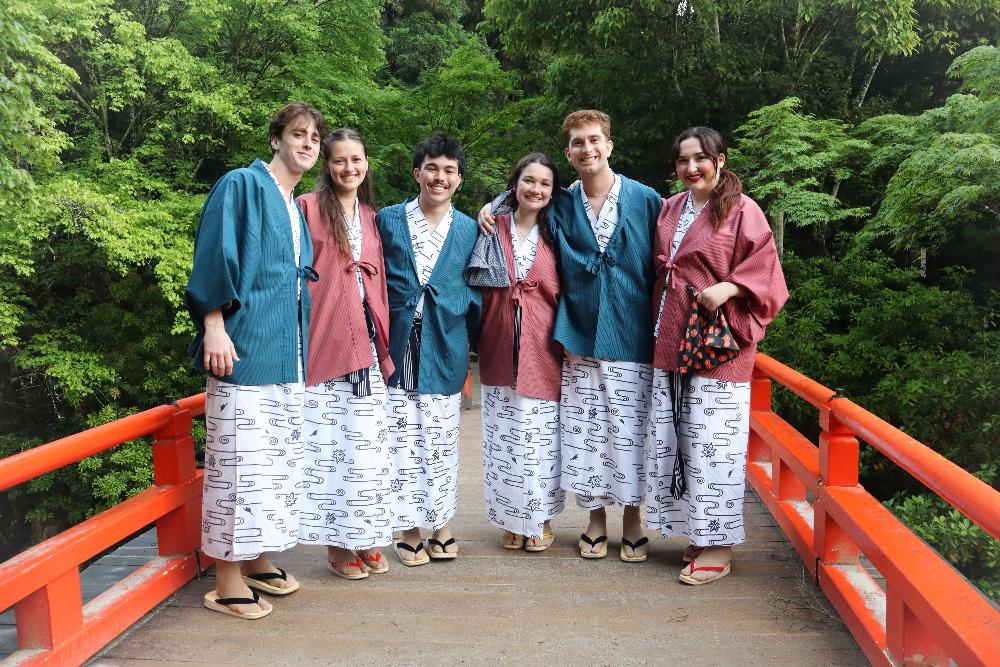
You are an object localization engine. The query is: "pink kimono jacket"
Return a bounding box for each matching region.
[652,192,787,383]
[477,215,563,402]
[298,193,394,386]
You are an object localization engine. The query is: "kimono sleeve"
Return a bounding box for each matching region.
[184,172,256,331]
[723,198,788,347]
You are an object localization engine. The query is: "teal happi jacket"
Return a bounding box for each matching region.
[377,199,481,395]
[551,175,663,363]
[185,158,314,385]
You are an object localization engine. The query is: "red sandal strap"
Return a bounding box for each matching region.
[689,558,730,574]
[330,559,364,569]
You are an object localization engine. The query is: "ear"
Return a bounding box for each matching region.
[564,146,572,163]
[717,152,726,170]
[413,167,421,183]
[606,139,614,157]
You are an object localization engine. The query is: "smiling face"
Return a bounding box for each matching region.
[413,154,462,206]
[514,161,555,215]
[324,138,368,196]
[270,116,322,178]
[565,123,614,178]
[674,136,725,198]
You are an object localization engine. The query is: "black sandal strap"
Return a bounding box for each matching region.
[427,537,456,549]
[579,533,608,547]
[216,589,261,606]
[243,567,287,582]
[396,541,425,554]
[622,536,649,549]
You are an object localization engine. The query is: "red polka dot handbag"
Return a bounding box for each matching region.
[677,284,741,375]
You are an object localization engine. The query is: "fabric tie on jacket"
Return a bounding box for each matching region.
[511,279,539,304]
[347,260,378,278]
[404,283,441,310]
[586,250,616,275]
[656,253,678,289]
[296,265,320,282]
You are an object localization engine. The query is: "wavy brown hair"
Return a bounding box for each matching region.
[670,127,743,230]
[502,152,560,247]
[314,128,374,256]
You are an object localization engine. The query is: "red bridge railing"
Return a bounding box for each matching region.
[0,394,208,666]
[1,356,999,665]
[748,353,1000,667]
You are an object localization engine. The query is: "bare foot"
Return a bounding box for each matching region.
[579,508,608,556]
[620,505,649,560]
[525,521,554,551]
[356,547,389,573]
[214,561,271,616]
[396,528,425,564]
[680,546,733,582]
[328,546,366,578]
[241,554,298,591]
[429,524,457,557]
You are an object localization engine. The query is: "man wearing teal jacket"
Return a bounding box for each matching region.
[377,132,481,566]
[185,102,326,619]
[480,110,664,563]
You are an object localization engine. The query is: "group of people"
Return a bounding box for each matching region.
[185,102,787,620]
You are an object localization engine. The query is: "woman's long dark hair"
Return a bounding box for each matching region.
[670,127,742,230]
[314,128,374,255]
[503,152,560,247]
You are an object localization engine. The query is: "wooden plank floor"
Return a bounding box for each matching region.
[94,383,865,666]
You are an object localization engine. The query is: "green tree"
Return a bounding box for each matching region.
[732,97,868,255]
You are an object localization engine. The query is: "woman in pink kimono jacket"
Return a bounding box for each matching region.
[645,127,788,585]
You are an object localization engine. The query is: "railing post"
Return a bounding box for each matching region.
[152,408,200,556]
[815,403,862,572]
[818,403,859,488]
[886,586,946,665]
[15,569,83,649]
[748,366,773,473]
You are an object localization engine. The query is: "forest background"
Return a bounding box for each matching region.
[1,0,998,600]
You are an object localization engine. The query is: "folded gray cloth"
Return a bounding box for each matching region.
[464,230,510,287]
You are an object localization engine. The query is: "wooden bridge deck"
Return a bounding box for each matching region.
[92,390,865,666]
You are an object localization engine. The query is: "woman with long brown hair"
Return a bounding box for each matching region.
[645,127,787,584]
[296,128,396,579]
[475,153,566,551]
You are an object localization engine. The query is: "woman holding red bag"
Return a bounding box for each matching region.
[645,127,788,584]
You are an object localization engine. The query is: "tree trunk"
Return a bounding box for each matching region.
[774,209,785,257]
[854,52,883,109]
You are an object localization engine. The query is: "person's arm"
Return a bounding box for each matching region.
[477,190,512,234]
[202,307,240,376]
[696,282,745,311]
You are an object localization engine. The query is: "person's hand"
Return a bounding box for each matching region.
[696,282,743,311]
[203,309,240,376]
[477,203,496,235]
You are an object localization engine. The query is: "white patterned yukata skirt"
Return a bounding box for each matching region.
[201,378,306,561]
[482,385,564,538]
[559,353,652,509]
[298,354,392,550]
[645,369,750,546]
[387,389,461,531]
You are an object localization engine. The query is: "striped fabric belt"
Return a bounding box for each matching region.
[344,300,378,398]
[396,316,422,392]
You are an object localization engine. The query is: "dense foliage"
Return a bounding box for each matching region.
[1,0,997,597]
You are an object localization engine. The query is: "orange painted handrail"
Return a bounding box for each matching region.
[0,394,207,666]
[748,353,1000,667]
[754,354,999,541]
